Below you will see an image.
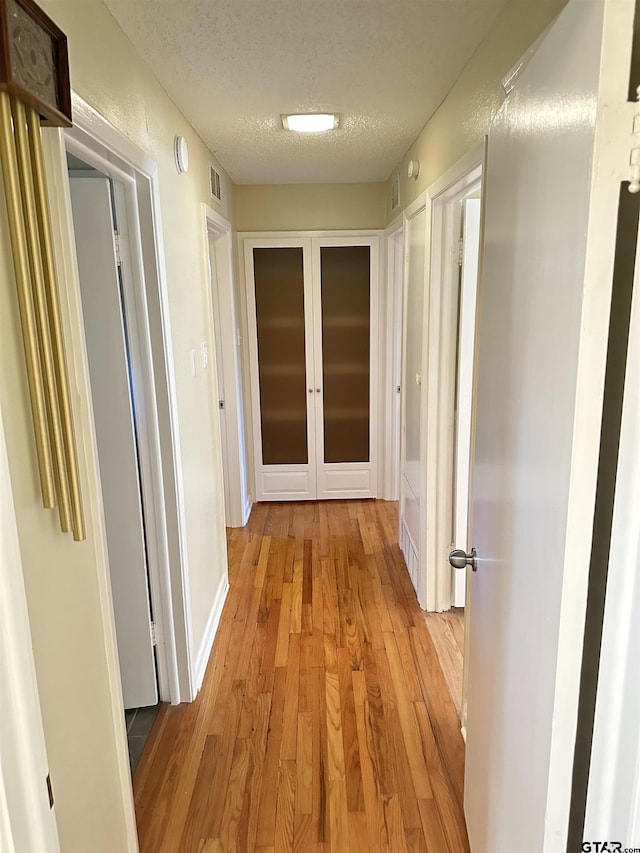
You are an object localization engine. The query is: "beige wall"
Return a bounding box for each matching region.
[1,1,232,850]
[235,182,387,231]
[388,0,568,219]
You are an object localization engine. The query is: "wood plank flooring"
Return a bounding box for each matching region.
[424,610,465,719]
[134,500,470,852]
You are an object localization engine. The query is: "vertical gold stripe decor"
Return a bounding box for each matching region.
[11,95,72,533]
[0,90,55,508]
[1,0,83,538]
[26,105,85,541]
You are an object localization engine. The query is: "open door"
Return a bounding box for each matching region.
[70,175,157,710]
[459,1,636,850]
[452,196,481,608]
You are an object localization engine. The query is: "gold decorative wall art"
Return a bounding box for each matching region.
[0,0,84,539]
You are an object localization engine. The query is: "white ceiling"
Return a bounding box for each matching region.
[104,0,508,184]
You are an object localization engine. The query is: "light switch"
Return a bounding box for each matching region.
[190,349,197,377]
[415,373,422,386]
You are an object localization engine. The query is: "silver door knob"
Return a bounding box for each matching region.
[449,548,478,572]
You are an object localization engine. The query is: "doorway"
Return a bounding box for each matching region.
[420,152,484,617]
[384,220,404,501]
[426,157,483,732]
[47,96,196,709]
[399,146,484,621]
[451,189,482,607]
[397,149,483,727]
[204,204,249,528]
[67,153,159,769]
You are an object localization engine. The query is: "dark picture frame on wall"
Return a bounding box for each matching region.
[0,0,71,127]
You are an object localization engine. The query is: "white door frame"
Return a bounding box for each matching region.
[420,143,484,612]
[383,216,404,500]
[243,235,317,501]
[399,192,428,592]
[203,204,250,527]
[0,408,60,852]
[240,229,383,502]
[583,197,640,845]
[311,234,379,500]
[69,174,158,709]
[43,93,193,704]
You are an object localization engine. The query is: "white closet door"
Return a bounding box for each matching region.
[312,236,378,499]
[70,177,157,709]
[245,238,317,500]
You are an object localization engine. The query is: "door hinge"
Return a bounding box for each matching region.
[150,621,158,646]
[457,237,464,266]
[113,230,122,263]
[46,773,54,809]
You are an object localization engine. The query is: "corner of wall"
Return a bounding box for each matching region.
[193,572,229,695]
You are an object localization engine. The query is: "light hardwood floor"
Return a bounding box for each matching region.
[133,500,470,852]
[424,610,465,719]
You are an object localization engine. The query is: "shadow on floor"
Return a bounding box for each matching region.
[125,704,160,774]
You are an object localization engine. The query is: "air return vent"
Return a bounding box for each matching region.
[209,164,222,203]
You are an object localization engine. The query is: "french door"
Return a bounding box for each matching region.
[244,235,378,501]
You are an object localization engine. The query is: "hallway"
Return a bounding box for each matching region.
[133,500,469,852]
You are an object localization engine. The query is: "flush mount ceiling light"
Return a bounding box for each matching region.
[281,113,339,133]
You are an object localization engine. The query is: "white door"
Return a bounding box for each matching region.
[400,204,427,593]
[245,238,317,500]
[389,226,404,501]
[70,176,157,709]
[452,197,481,608]
[208,233,231,525]
[462,1,634,850]
[245,235,378,501]
[312,236,378,499]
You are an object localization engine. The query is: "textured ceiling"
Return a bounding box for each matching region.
[104,0,508,184]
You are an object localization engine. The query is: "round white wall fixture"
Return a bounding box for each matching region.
[407,159,420,180]
[174,135,189,174]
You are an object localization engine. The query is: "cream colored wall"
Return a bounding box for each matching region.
[1,1,233,850]
[0,175,137,850]
[388,0,568,219]
[235,182,387,231]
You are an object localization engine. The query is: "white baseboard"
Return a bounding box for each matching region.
[193,574,229,696]
[242,494,253,527]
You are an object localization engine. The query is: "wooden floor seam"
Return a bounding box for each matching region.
[133,500,470,853]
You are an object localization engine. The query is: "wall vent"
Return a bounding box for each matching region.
[391,173,400,212]
[209,164,222,203]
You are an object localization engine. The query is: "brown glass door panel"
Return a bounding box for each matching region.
[253,247,309,465]
[319,246,371,464]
